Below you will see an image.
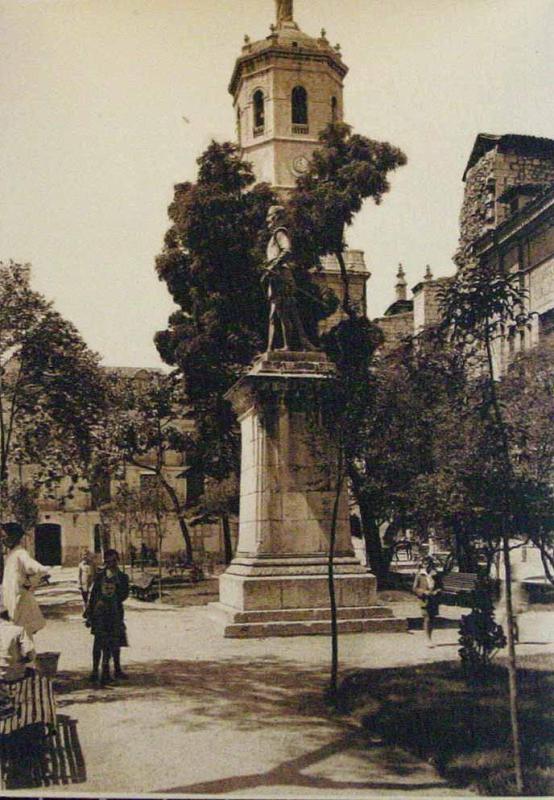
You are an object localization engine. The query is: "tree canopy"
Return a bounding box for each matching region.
[0,261,107,506]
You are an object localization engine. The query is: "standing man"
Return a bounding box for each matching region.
[412,558,442,647]
[1,522,50,640]
[86,549,129,684]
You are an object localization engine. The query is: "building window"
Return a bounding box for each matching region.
[291,85,308,128]
[539,308,554,340]
[253,90,264,135]
[236,107,241,140]
[331,96,338,122]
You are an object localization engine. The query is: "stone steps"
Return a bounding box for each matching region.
[224,616,407,638]
[226,605,395,624]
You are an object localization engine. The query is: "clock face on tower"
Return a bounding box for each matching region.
[291,155,309,176]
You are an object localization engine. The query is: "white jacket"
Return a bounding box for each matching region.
[2,545,49,636]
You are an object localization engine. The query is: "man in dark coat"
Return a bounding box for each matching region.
[85,549,129,685]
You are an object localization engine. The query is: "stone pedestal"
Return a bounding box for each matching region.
[211,351,406,637]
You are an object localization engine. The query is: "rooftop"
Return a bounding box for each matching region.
[229,16,346,96]
[463,133,554,181]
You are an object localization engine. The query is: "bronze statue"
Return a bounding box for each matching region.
[262,206,313,352]
[275,0,293,25]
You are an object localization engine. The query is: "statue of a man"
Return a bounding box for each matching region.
[262,205,313,352]
[275,0,293,25]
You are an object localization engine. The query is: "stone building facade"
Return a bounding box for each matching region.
[458,134,554,263]
[376,133,554,356]
[7,366,229,568]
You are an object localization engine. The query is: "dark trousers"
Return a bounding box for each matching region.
[92,639,122,678]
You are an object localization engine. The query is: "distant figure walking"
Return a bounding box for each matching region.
[1,523,49,640]
[85,549,129,686]
[77,551,96,608]
[413,558,442,647]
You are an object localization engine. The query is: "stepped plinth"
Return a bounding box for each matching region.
[211,351,406,638]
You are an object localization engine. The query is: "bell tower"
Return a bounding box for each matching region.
[229,0,348,192]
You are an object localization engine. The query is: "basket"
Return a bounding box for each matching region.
[35,651,61,677]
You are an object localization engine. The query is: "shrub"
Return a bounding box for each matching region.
[459,577,507,681]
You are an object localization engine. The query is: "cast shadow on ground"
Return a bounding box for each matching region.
[407,616,459,631]
[159,729,449,795]
[54,657,338,732]
[52,657,458,795]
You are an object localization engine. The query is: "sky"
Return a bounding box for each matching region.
[1,0,552,368]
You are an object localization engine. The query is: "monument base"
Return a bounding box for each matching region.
[210,554,407,638]
[217,351,407,638]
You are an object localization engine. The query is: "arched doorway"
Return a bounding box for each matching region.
[34,524,62,566]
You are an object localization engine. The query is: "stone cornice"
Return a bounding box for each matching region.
[229,45,347,97]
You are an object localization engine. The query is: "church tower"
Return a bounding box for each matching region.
[229,0,348,192]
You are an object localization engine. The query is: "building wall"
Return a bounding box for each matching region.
[316,251,369,334]
[236,57,343,190]
[459,147,554,260]
[412,280,447,333]
[373,312,413,351]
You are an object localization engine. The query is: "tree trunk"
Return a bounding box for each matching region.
[348,468,387,581]
[157,529,163,603]
[363,513,387,583]
[482,328,524,794]
[221,513,233,565]
[502,531,524,793]
[160,478,194,563]
[335,249,353,318]
[452,517,474,572]
[327,452,345,706]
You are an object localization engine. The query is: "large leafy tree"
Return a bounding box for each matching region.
[288,122,407,316]
[285,121,407,586]
[154,142,275,482]
[0,261,107,510]
[283,123,406,702]
[437,257,529,794]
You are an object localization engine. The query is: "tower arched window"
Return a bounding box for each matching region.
[253,90,265,135]
[331,96,338,123]
[291,85,308,127]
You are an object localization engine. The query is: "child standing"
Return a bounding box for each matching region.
[85,549,129,686]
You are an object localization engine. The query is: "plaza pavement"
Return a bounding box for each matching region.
[13,568,554,798]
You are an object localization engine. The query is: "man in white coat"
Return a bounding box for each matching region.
[1,522,50,639]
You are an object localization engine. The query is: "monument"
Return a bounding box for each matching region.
[212,210,406,638]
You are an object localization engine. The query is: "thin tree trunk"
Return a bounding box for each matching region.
[335,249,352,318]
[483,328,524,794]
[502,531,524,793]
[327,448,345,705]
[160,477,194,563]
[221,513,233,565]
[157,528,163,602]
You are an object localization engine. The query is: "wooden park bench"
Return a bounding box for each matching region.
[440,572,479,606]
[130,573,157,602]
[440,572,499,607]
